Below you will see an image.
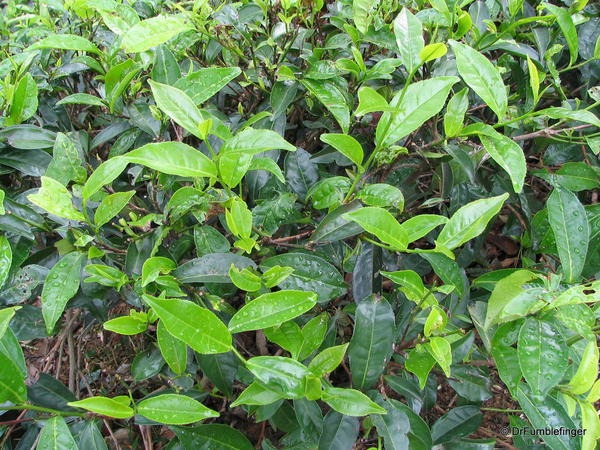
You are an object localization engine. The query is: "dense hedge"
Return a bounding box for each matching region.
[0,0,599,448]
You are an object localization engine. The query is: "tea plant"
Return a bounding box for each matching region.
[0,0,599,448]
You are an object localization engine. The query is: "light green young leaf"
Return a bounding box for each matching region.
[400,214,448,243]
[27,176,85,221]
[228,290,317,333]
[579,399,600,450]
[124,142,217,178]
[0,306,20,339]
[567,340,599,395]
[137,394,219,424]
[230,382,284,407]
[321,386,386,416]
[103,315,147,335]
[36,416,78,450]
[225,198,252,239]
[94,190,135,227]
[343,207,408,250]
[309,343,349,377]
[436,193,509,250]
[228,264,262,292]
[420,43,447,62]
[248,158,285,183]
[148,80,206,139]
[425,336,452,377]
[444,88,469,138]
[320,133,364,168]
[142,295,232,354]
[484,270,536,330]
[141,257,176,287]
[41,252,85,334]
[246,356,311,399]
[382,270,436,307]
[376,77,458,147]
[82,156,129,200]
[121,15,192,53]
[356,183,404,209]
[424,306,448,337]
[540,107,600,128]
[449,40,507,120]
[352,0,380,34]
[547,186,589,282]
[0,236,12,289]
[68,396,134,418]
[6,73,38,126]
[394,8,424,73]
[354,87,396,116]
[30,33,100,54]
[527,57,540,103]
[0,348,27,404]
[157,320,187,375]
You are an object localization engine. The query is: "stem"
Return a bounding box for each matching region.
[0,404,86,417]
[481,407,523,413]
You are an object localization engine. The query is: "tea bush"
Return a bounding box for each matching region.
[0,0,599,448]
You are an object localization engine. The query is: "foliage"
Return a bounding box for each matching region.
[0,0,599,448]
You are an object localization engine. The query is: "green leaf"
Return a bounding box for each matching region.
[436,193,509,250]
[246,356,311,398]
[142,295,232,354]
[196,353,237,398]
[449,40,507,120]
[82,156,129,200]
[68,396,134,418]
[394,8,424,73]
[420,43,447,62]
[298,313,329,360]
[515,384,580,450]
[348,295,395,389]
[194,227,230,257]
[354,87,396,116]
[260,253,346,304]
[320,134,364,168]
[137,394,219,424]
[517,317,568,396]
[352,0,380,34]
[30,33,100,54]
[302,78,350,133]
[309,344,349,377]
[0,307,20,339]
[264,321,303,359]
[542,4,578,65]
[431,405,482,444]
[46,133,86,186]
[546,280,600,309]
[157,320,187,375]
[172,424,254,450]
[371,400,410,450]
[547,186,589,282]
[376,77,458,147]
[343,207,408,250]
[382,270,436,307]
[425,336,452,377]
[474,128,526,193]
[567,339,599,395]
[36,416,78,450]
[174,253,255,284]
[41,252,85,334]
[444,88,469,138]
[420,253,465,298]
[228,290,317,333]
[152,45,181,85]
[121,15,192,53]
[174,67,242,105]
[148,80,206,139]
[124,142,217,178]
[321,386,386,416]
[0,235,12,289]
[318,412,359,450]
[27,176,85,221]
[94,190,134,227]
[0,346,27,404]
[228,264,262,292]
[6,73,38,126]
[248,158,285,183]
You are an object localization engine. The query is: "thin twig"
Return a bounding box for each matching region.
[512,124,593,141]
